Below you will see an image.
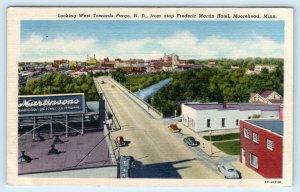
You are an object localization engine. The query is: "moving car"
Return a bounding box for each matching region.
[116,136,126,147]
[183,136,198,147]
[218,163,241,179]
[168,124,181,133]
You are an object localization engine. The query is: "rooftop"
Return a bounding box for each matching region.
[18,121,114,175]
[184,103,281,111]
[261,90,273,98]
[245,119,283,136]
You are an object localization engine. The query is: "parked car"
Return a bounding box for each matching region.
[125,156,136,169]
[218,163,241,179]
[168,124,181,133]
[116,136,126,147]
[183,136,198,147]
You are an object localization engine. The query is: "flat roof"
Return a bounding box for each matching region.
[245,119,283,136]
[18,129,114,175]
[184,103,280,111]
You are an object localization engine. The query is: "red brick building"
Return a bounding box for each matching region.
[53,59,68,68]
[240,119,283,178]
[120,66,145,73]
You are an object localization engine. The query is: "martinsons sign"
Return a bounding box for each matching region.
[18,93,85,117]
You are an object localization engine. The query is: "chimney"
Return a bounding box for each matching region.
[223,100,227,109]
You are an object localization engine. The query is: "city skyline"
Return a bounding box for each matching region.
[21,20,284,62]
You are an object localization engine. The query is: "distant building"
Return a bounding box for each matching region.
[240,119,283,178]
[181,102,281,132]
[149,59,172,72]
[53,59,68,68]
[254,65,277,74]
[231,64,240,69]
[72,70,88,77]
[249,90,283,104]
[68,61,77,68]
[115,58,123,63]
[100,57,115,69]
[246,68,256,75]
[58,63,69,69]
[177,64,205,71]
[120,66,146,73]
[207,60,216,68]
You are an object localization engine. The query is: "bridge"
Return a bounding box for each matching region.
[94,76,222,178]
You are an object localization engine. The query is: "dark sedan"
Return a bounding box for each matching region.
[183,136,198,147]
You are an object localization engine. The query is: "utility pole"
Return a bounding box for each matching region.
[210,130,213,156]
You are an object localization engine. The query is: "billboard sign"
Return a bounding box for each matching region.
[18,93,85,117]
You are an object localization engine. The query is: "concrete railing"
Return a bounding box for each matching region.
[103,124,117,164]
[93,77,121,130]
[109,77,164,119]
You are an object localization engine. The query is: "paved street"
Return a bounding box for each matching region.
[96,76,223,178]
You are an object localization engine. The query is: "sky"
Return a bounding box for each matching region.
[20,20,284,61]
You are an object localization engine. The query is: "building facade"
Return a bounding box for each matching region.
[249,90,283,104]
[181,103,281,132]
[240,119,283,178]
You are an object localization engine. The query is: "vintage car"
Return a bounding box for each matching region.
[116,136,126,147]
[168,124,181,133]
[183,136,198,147]
[218,163,241,179]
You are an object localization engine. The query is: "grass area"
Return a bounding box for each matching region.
[213,141,240,155]
[203,133,240,141]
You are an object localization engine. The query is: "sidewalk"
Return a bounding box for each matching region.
[175,122,263,179]
[107,77,163,119]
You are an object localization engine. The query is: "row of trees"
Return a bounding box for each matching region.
[187,57,284,69]
[124,71,171,92]
[150,66,283,115]
[19,73,100,101]
[123,58,283,116]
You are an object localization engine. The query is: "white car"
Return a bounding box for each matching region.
[218,163,241,179]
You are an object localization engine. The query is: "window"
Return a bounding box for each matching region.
[248,116,251,119]
[207,119,210,128]
[250,153,258,169]
[244,128,250,139]
[267,139,274,150]
[222,118,225,127]
[236,119,239,126]
[253,132,259,143]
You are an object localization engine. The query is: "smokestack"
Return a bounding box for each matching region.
[94,54,95,60]
[223,100,227,109]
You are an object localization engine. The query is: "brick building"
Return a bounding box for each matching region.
[240,119,283,178]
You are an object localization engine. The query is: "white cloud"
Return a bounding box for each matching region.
[21,31,283,61]
[21,34,96,61]
[105,30,283,60]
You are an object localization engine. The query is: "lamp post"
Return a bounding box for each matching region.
[210,130,213,156]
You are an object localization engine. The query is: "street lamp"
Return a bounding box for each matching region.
[210,130,213,156]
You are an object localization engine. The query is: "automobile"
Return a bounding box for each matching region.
[116,136,126,147]
[168,124,181,133]
[218,163,241,179]
[183,136,198,147]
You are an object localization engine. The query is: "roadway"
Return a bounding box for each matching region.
[96,76,223,178]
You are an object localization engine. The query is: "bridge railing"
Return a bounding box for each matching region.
[109,77,164,118]
[93,77,122,130]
